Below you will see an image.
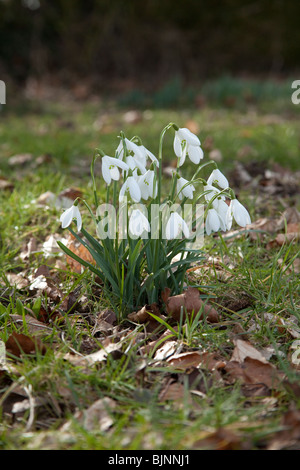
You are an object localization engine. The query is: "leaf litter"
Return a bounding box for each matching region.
[1,172,300,449]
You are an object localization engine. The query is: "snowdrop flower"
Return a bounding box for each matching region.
[205,208,225,235]
[177,177,195,200]
[226,199,251,229]
[125,138,147,167]
[119,176,141,203]
[173,127,204,166]
[213,198,229,230]
[138,170,157,200]
[125,155,147,175]
[165,212,190,239]
[207,169,229,189]
[102,155,129,185]
[140,145,159,167]
[129,209,150,237]
[203,184,225,204]
[60,204,82,231]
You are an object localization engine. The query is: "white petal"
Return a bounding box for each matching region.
[178,144,187,167]
[110,166,120,181]
[226,205,233,230]
[143,146,159,166]
[173,133,182,158]
[101,158,112,185]
[204,184,222,203]
[188,144,204,164]
[232,199,251,227]
[128,177,141,202]
[129,210,150,236]
[165,213,177,239]
[60,206,74,229]
[74,206,82,231]
[181,218,190,238]
[206,209,221,235]
[207,169,229,189]
[177,128,201,147]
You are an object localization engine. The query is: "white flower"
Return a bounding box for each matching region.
[125,138,147,167]
[138,170,157,200]
[60,204,82,231]
[140,145,159,167]
[213,198,229,231]
[102,155,129,185]
[129,209,150,237]
[119,176,141,202]
[205,208,224,235]
[173,127,204,166]
[207,169,229,189]
[205,209,219,235]
[203,184,225,204]
[227,199,251,228]
[125,155,147,175]
[177,177,195,200]
[165,212,190,239]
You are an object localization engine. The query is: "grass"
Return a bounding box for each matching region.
[0,80,299,450]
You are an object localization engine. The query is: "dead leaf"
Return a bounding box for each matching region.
[225,358,279,389]
[162,287,219,323]
[61,397,116,432]
[5,332,47,358]
[230,339,269,364]
[9,314,53,335]
[20,237,37,261]
[267,408,300,450]
[224,339,281,390]
[0,177,14,191]
[166,350,226,371]
[127,303,161,323]
[153,340,179,361]
[193,427,249,450]
[6,272,29,290]
[8,153,33,166]
[92,309,117,336]
[158,379,185,402]
[65,233,95,273]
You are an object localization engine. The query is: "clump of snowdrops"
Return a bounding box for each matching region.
[58,123,251,317]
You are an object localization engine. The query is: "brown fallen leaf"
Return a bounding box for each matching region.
[65,233,96,273]
[166,350,226,371]
[224,338,282,390]
[61,397,116,433]
[9,314,54,335]
[267,407,300,450]
[92,309,117,337]
[230,338,269,364]
[6,272,29,290]
[161,287,219,323]
[127,303,161,323]
[5,332,47,358]
[158,379,185,402]
[193,427,249,450]
[0,176,14,191]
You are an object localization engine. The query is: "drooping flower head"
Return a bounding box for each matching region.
[226,199,251,229]
[102,155,129,185]
[173,127,204,166]
[165,212,190,240]
[60,204,82,232]
[177,176,195,200]
[207,169,229,189]
[129,209,150,237]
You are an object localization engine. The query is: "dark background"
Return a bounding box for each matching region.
[0,0,299,94]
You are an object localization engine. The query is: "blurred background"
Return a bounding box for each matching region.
[0,0,299,106]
